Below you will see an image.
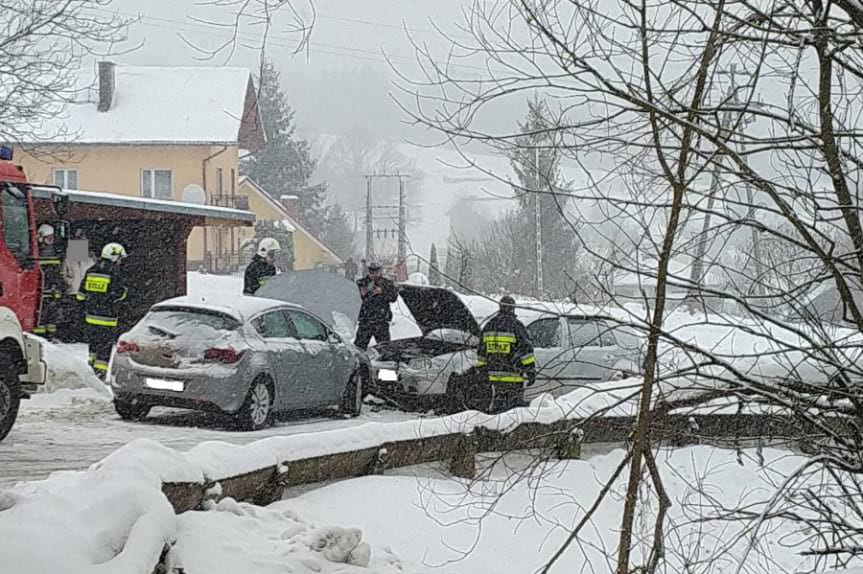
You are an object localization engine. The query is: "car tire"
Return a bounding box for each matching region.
[340,369,363,417]
[114,398,151,421]
[236,377,274,431]
[0,359,21,442]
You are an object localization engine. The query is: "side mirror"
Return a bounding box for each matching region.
[327,332,342,344]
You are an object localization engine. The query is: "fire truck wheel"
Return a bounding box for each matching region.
[0,359,21,442]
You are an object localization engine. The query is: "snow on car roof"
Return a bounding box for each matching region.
[153,294,301,322]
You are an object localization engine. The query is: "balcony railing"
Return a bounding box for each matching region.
[209,194,250,210]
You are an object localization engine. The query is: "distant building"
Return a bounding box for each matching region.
[14,61,265,271]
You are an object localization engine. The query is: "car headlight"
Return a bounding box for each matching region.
[378,368,398,382]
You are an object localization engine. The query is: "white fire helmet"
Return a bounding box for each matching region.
[37,224,54,239]
[257,237,281,258]
[101,242,127,262]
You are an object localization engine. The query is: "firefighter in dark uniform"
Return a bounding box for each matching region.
[474,295,536,413]
[34,224,67,339]
[243,237,280,295]
[354,262,398,350]
[77,242,128,378]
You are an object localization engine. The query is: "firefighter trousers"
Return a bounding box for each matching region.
[84,323,117,378]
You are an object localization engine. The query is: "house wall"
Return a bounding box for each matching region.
[17,144,242,266]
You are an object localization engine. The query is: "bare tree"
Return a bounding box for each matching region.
[0,0,130,145]
[392,0,863,571]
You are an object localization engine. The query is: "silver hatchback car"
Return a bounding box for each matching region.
[108,295,368,430]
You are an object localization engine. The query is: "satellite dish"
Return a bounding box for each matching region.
[181,184,206,205]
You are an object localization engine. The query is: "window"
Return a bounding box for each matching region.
[1,185,33,265]
[288,311,328,341]
[253,310,295,339]
[526,318,561,348]
[141,169,173,199]
[567,319,600,347]
[143,308,239,335]
[52,168,78,189]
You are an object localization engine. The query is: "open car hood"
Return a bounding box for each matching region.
[397,284,480,337]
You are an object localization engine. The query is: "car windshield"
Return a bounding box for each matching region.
[142,307,240,338]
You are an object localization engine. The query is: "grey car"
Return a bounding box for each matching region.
[108,295,368,430]
[368,285,643,408]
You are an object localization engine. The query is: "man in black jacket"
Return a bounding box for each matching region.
[77,242,128,378]
[244,237,280,295]
[474,295,536,413]
[354,262,398,349]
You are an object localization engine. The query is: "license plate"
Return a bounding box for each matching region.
[144,377,185,392]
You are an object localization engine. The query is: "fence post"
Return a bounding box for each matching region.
[556,428,583,460]
[449,434,477,479]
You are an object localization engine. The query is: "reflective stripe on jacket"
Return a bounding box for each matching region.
[476,312,535,384]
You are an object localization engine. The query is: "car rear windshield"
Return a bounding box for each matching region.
[143,307,240,336]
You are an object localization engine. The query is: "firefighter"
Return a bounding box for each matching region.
[474,295,536,413]
[354,262,398,350]
[243,237,280,295]
[33,224,67,338]
[77,242,128,378]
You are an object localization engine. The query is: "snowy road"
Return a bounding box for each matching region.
[0,390,418,488]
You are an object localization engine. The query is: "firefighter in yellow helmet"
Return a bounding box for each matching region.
[473,296,536,413]
[76,242,128,378]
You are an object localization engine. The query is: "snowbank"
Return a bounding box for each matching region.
[41,341,107,393]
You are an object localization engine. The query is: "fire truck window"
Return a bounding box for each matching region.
[1,185,32,264]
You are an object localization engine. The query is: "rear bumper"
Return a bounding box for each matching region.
[20,333,47,387]
[109,357,250,414]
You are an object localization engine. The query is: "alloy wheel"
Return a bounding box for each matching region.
[249,383,271,426]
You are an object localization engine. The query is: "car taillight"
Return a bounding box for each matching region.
[116,340,140,354]
[204,348,241,364]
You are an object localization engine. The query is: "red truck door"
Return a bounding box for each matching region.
[0,183,40,331]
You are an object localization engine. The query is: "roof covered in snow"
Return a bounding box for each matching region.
[21,65,265,149]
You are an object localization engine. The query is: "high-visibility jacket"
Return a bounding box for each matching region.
[476,312,536,383]
[76,259,128,328]
[243,255,276,295]
[38,244,67,296]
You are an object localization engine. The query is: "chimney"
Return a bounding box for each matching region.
[280,195,299,221]
[97,61,116,112]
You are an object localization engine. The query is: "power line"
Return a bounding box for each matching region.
[84,7,490,74]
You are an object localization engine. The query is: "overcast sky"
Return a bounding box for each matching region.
[105,0,474,141]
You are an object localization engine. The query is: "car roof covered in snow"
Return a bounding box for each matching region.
[152,294,302,323]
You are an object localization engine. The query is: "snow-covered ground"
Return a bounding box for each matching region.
[0,272,423,488]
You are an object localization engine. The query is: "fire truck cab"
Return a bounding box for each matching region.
[0,145,48,441]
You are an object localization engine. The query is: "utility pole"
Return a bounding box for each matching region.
[535,145,544,298]
[365,175,374,261]
[397,175,407,268]
[363,173,410,276]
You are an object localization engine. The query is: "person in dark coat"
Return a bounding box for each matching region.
[473,295,536,413]
[34,224,67,339]
[243,237,280,295]
[354,262,398,349]
[76,242,128,378]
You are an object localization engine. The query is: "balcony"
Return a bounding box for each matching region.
[209,194,250,210]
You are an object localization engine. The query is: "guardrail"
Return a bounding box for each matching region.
[158,409,830,513]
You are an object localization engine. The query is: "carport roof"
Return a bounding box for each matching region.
[31,187,254,227]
